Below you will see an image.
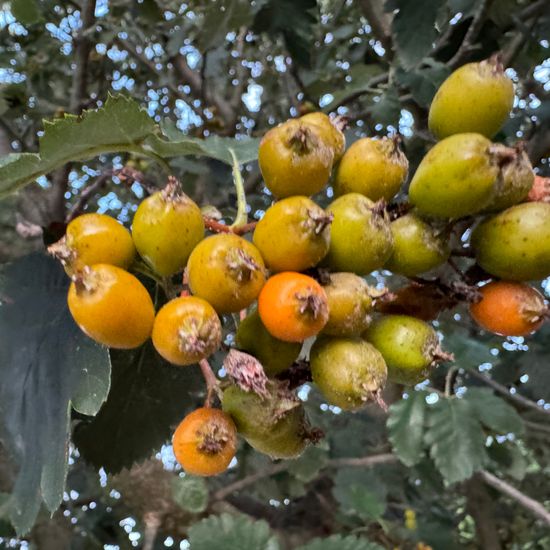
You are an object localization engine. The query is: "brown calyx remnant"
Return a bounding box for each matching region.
[178,316,220,356]
[226,248,260,283]
[306,209,333,235]
[48,235,76,267]
[161,176,192,204]
[288,125,317,154]
[428,342,455,367]
[196,421,231,455]
[223,349,269,398]
[295,291,328,319]
[486,52,505,75]
[72,266,99,295]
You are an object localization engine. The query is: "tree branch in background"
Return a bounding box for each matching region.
[465,475,503,550]
[448,0,494,68]
[70,0,97,113]
[480,470,550,526]
[467,370,550,417]
[359,0,393,59]
[213,453,397,501]
[66,172,111,222]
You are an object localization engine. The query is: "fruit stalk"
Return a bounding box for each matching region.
[229,148,249,230]
[199,358,220,407]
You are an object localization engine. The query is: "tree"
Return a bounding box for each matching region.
[0,0,549,548]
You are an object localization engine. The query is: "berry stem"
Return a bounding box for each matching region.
[199,358,220,407]
[229,148,249,230]
[203,217,257,235]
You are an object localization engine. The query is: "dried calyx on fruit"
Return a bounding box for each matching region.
[365,314,453,386]
[310,336,388,410]
[334,136,409,202]
[222,380,319,459]
[300,111,346,161]
[132,176,204,276]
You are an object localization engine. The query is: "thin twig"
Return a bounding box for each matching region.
[203,218,257,236]
[213,453,397,501]
[448,0,493,68]
[66,172,111,222]
[468,370,550,417]
[480,470,550,526]
[359,0,393,59]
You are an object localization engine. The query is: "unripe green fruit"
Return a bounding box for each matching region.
[310,336,387,410]
[132,179,204,276]
[325,193,393,275]
[429,56,514,139]
[235,311,302,376]
[222,383,310,459]
[409,133,508,218]
[252,196,331,272]
[365,315,449,386]
[385,213,450,276]
[334,137,409,202]
[486,145,534,211]
[322,272,374,336]
[300,112,345,162]
[472,202,550,281]
[258,119,334,198]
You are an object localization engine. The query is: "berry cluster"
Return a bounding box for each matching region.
[50,55,549,477]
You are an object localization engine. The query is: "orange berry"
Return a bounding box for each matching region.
[470,281,547,336]
[152,296,222,366]
[258,272,329,342]
[67,264,154,349]
[172,408,237,476]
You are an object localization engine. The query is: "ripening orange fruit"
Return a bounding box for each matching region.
[172,408,237,476]
[49,213,135,275]
[469,281,547,337]
[152,296,222,366]
[258,272,329,342]
[67,264,154,349]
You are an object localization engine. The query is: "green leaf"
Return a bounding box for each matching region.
[387,391,428,467]
[464,388,524,435]
[395,60,450,107]
[441,329,495,369]
[188,513,280,550]
[198,0,257,50]
[322,64,384,110]
[332,468,386,519]
[387,0,446,69]
[148,124,260,165]
[253,0,318,67]
[172,476,209,513]
[0,95,154,198]
[425,397,487,484]
[368,87,401,127]
[0,254,110,535]
[287,446,329,483]
[297,535,384,550]
[73,341,203,474]
[10,0,42,25]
